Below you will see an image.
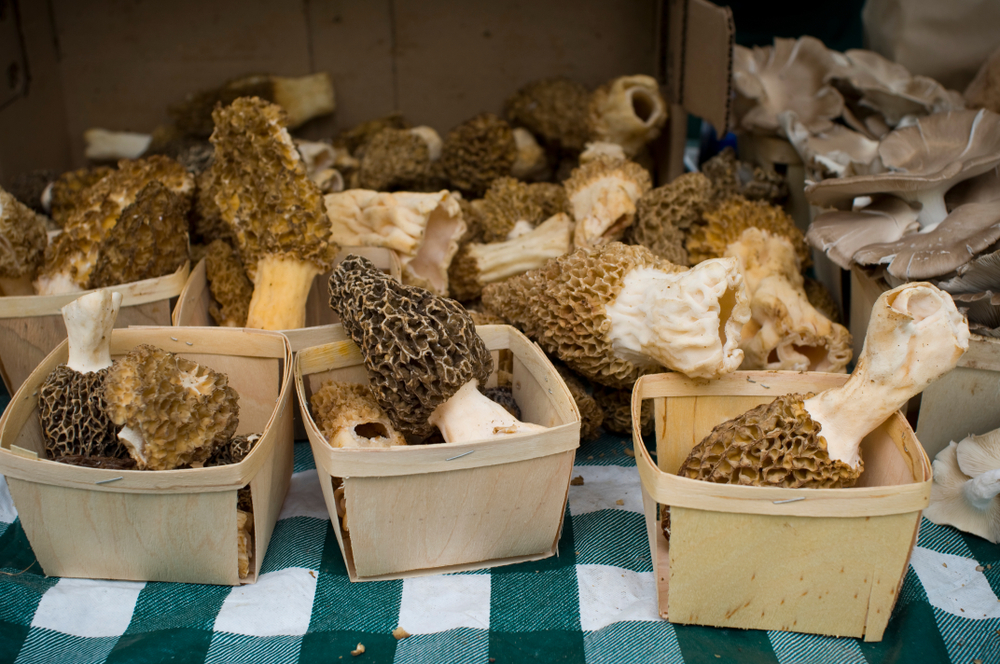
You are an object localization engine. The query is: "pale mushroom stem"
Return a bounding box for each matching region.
[903,183,951,230]
[62,289,123,374]
[804,283,969,468]
[964,468,1000,510]
[245,255,322,330]
[427,379,546,444]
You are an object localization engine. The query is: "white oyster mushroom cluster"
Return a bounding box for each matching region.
[926,427,1000,543]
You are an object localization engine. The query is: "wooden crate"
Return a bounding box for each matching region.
[631,370,931,641]
[0,326,294,586]
[0,263,189,396]
[850,265,1000,461]
[295,324,580,581]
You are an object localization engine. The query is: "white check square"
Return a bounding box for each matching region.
[397,574,491,634]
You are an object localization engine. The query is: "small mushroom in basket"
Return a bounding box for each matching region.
[103,344,239,470]
[678,282,968,488]
[328,255,545,444]
[38,289,126,462]
[310,380,406,449]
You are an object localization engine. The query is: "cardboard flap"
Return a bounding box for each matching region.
[664,0,734,134]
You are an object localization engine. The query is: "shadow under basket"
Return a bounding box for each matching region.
[295,324,581,581]
[0,262,189,397]
[631,371,931,642]
[0,326,294,586]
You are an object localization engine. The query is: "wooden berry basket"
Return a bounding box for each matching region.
[172,247,400,352]
[295,324,581,581]
[631,370,931,642]
[0,262,189,396]
[0,326,294,586]
[850,264,1000,461]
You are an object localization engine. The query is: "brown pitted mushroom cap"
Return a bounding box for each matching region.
[88,180,190,288]
[48,166,115,227]
[806,196,920,270]
[38,365,124,461]
[803,276,842,324]
[687,195,809,266]
[965,46,1000,115]
[806,110,1000,227]
[565,157,652,249]
[328,255,492,440]
[204,433,259,466]
[310,380,406,449]
[338,112,411,155]
[204,239,253,327]
[732,37,843,136]
[627,172,713,266]
[593,383,653,437]
[482,386,522,421]
[700,148,788,205]
[678,392,862,488]
[826,49,965,127]
[852,199,1000,280]
[481,242,677,388]
[479,177,546,243]
[439,113,517,196]
[0,187,48,280]
[503,77,591,152]
[552,363,603,441]
[356,128,433,191]
[103,344,240,470]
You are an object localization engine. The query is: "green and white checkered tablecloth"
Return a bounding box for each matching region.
[2,430,1000,663]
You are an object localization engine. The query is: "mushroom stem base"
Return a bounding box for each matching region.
[246,255,322,331]
[428,379,546,444]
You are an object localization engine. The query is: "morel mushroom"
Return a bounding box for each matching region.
[103,344,240,470]
[564,157,652,249]
[38,289,125,461]
[205,97,340,329]
[0,187,49,295]
[587,75,668,157]
[481,242,750,387]
[310,380,406,449]
[679,282,968,488]
[503,77,591,153]
[439,113,517,196]
[328,255,545,443]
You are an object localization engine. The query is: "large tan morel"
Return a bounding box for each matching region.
[627,172,713,266]
[103,344,240,470]
[482,242,679,388]
[686,195,809,266]
[38,365,123,460]
[328,255,492,440]
[678,393,862,488]
[204,239,253,327]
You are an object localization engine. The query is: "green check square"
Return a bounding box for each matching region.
[106,628,215,664]
[260,517,328,574]
[571,510,651,572]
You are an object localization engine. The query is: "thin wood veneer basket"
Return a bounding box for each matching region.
[0,326,294,586]
[631,371,932,642]
[295,324,581,581]
[0,262,189,396]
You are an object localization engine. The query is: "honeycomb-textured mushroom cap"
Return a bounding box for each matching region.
[204,433,259,466]
[88,181,190,288]
[204,239,253,327]
[593,383,653,437]
[48,166,115,227]
[0,187,49,280]
[357,128,433,191]
[480,177,546,243]
[328,255,492,440]
[678,393,862,488]
[339,112,411,155]
[103,344,240,470]
[503,77,591,152]
[38,365,124,461]
[701,148,788,204]
[627,172,713,265]
[439,113,517,195]
[310,380,406,448]
[687,195,809,266]
[481,242,677,388]
[565,157,652,249]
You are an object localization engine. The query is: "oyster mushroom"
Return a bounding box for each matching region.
[0,187,49,295]
[805,196,920,270]
[925,433,1000,543]
[965,45,1000,114]
[310,380,406,449]
[38,290,125,462]
[565,157,652,249]
[587,75,667,157]
[780,114,881,181]
[103,344,240,470]
[323,189,465,296]
[328,255,545,443]
[481,242,750,387]
[679,282,968,487]
[205,97,340,330]
[732,36,843,136]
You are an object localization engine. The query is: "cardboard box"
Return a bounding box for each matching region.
[0,0,734,187]
[0,326,294,585]
[0,263,189,396]
[631,370,931,641]
[850,264,1000,461]
[295,324,580,580]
